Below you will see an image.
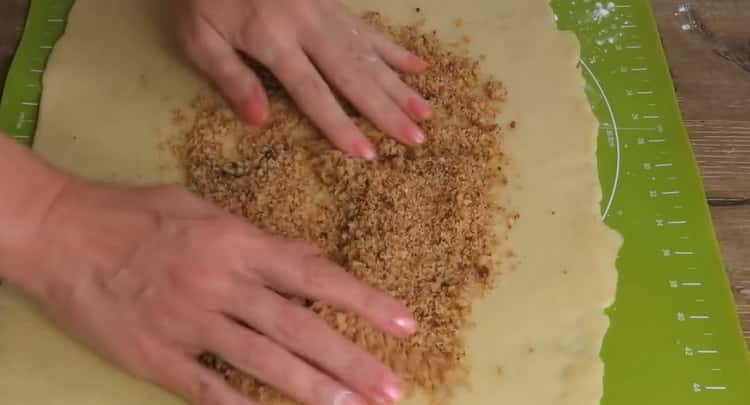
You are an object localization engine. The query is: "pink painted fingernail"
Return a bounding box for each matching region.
[412,128,426,145]
[354,140,377,160]
[243,91,269,125]
[409,55,429,71]
[334,391,366,405]
[380,378,403,403]
[392,316,417,333]
[407,97,433,121]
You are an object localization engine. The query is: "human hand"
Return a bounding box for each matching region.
[172,0,432,160]
[10,180,415,405]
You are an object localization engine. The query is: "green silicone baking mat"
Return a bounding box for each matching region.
[1,1,749,404]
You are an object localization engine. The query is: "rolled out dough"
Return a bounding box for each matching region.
[0,1,620,404]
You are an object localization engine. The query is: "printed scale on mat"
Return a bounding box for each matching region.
[552,1,750,404]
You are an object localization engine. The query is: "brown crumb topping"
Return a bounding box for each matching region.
[485,80,507,101]
[173,12,511,405]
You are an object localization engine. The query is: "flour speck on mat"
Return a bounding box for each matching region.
[172,14,514,405]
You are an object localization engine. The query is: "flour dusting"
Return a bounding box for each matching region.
[592,2,616,23]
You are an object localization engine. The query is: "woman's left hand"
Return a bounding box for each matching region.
[172,0,432,160]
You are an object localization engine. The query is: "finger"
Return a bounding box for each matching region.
[154,350,256,405]
[203,317,371,405]
[366,27,428,74]
[180,16,269,124]
[256,46,376,160]
[375,64,432,122]
[226,285,402,404]
[305,43,425,146]
[256,243,416,338]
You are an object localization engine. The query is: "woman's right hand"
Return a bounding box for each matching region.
[8,179,414,405]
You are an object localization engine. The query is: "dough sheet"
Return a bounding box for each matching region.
[0,1,620,404]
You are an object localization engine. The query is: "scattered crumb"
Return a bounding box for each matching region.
[562,268,569,275]
[509,120,517,129]
[415,7,421,13]
[551,210,556,215]
[138,72,148,87]
[528,347,536,354]
[172,108,187,125]
[496,366,504,377]
[454,17,464,28]
[174,12,510,405]
[485,80,508,101]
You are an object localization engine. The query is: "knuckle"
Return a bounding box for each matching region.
[252,32,287,66]
[181,26,212,60]
[196,220,249,251]
[194,320,215,346]
[308,374,336,404]
[377,66,402,89]
[360,287,386,310]
[238,333,277,373]
[122,334,161,379]
[274,305,314,345]
[211,59,244,82]
[287,71,326,98]
[332,67,359,90]
[193,372,222,405]
[369,90,395,112]
[291,1,317,26]
[296,255,331,291]
[345,356,390,395]
[167,261,215,296]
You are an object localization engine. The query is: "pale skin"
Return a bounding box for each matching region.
[0,0,433,405]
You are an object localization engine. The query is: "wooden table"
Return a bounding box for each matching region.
[650,0,750,347]
[1,0,748,347]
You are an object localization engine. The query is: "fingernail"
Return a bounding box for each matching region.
[355,141,377,160]
[412,128,426,145]
[334,391,366,405]
[392,316,417,333]
[243,94,268,124]
[409,55,429,71]
[380,378,403,403]
[407,97,433,121]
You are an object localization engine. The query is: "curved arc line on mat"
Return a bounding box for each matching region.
[580,59,621,220]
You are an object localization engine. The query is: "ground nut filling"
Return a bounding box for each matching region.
[178,14,512,405]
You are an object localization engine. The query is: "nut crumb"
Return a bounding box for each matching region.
[175,12,510,405]
[486,80,507,101]
[172,108,187,125]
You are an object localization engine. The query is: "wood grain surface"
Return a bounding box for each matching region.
[0,0,748,347]
[650,0,750,347]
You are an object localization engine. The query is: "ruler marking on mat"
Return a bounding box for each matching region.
[0,0,76,144]
[554,1,750,402]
